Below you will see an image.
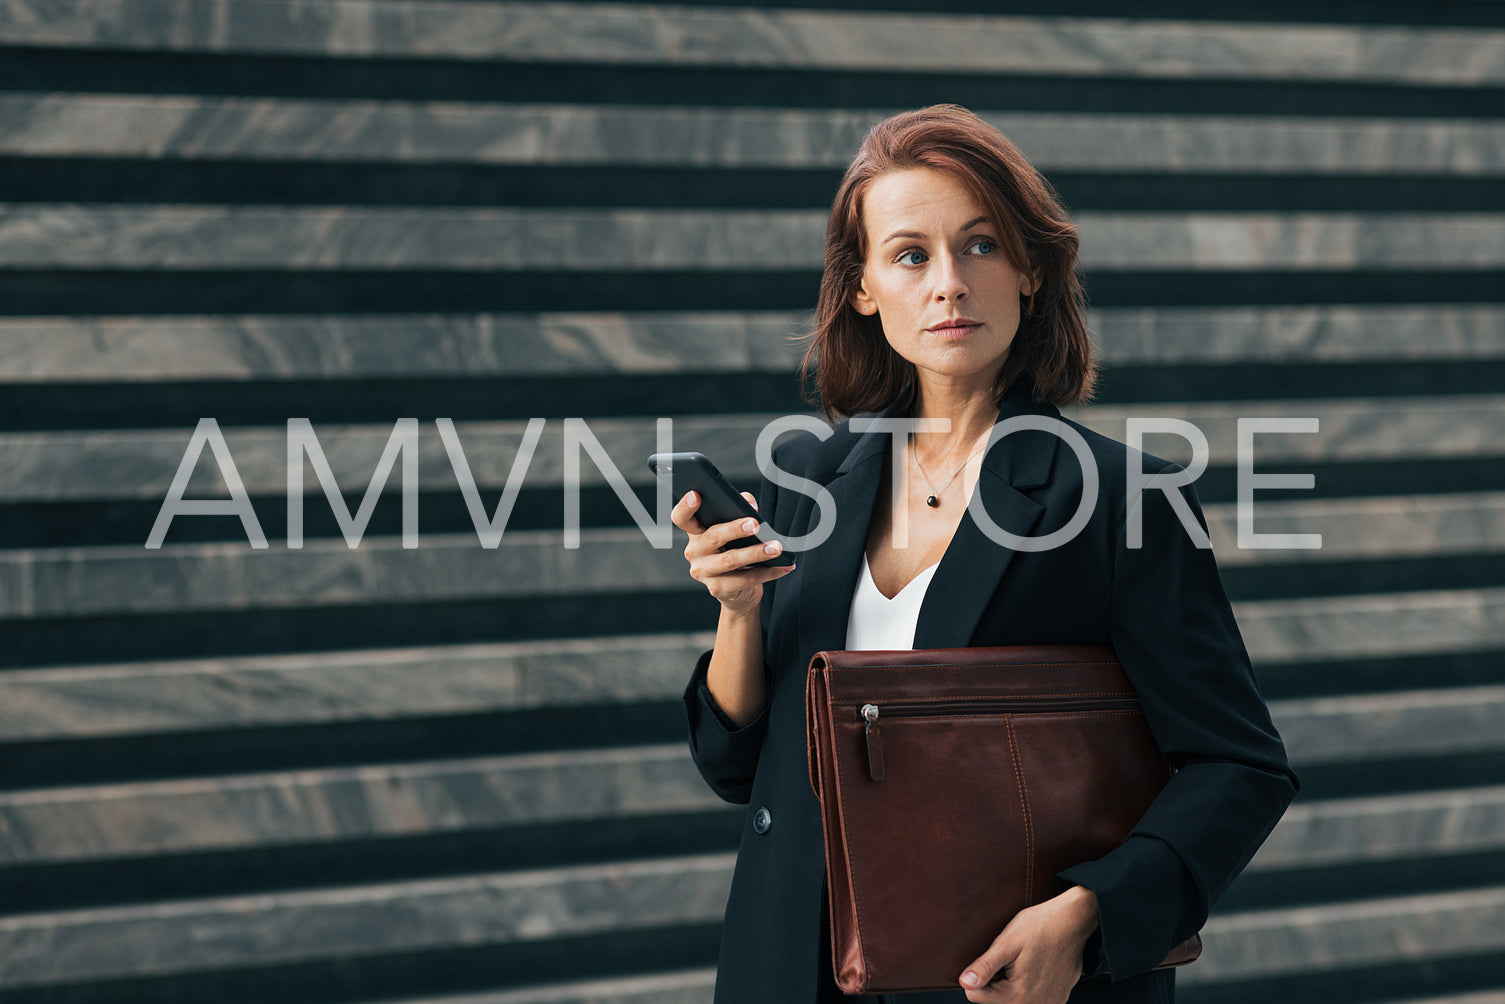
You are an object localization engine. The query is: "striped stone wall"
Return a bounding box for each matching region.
[0,2,1503,1002]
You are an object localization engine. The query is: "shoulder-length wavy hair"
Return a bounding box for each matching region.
[800,103,1097,420]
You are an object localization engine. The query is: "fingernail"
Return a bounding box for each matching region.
[961,972,981,988]
[686,491,698,505]
[764,541,782,555]
[742,518,757,533]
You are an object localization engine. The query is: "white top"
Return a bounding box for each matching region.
[844,552,940,650]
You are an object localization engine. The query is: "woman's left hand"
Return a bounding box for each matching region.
[958,885,1100,1003]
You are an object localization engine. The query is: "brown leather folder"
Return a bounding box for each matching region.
[806,643,1202,994]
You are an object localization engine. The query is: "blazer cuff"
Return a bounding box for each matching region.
[1055,834,1201,982]
[682,648,770,803]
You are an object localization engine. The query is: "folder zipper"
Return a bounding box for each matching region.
[858,696,1140,783]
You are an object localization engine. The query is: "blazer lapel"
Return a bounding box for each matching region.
[795,378,1065,658]
[796,396,907,663]
[913,379,1062,649]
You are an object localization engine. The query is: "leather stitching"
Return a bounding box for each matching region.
[828,661,1118,671]
[1006,715,1035,909]
[826,685,872,989]
[842,691,1133,706]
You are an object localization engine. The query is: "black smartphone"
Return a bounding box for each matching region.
[648,451,795,567]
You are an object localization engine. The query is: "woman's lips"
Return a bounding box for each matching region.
[927,322,981,338]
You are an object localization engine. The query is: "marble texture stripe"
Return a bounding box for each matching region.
[365,969,718,1004]
[0,744,724,865]
[1201,492,1505,567]
[1,493,1503,618]
[0,760,1496,873]
[1236,587,1505,666]
[1087,304,1505,365]
[1184,885,1505,984]
[0,852,737,988]
[0,529,694,618]
[0,853,1494,990]
[1269,685,1505,765]
[6,584,1502,741]
[0,633,716,741]
[1,305,1503,383]
[0,312,809,381]
[4,205,1505,270]
[0,415,769,501]
[3,395,1498,502]
[1354,994,1505,1004]
[6,95,1505,176]
[1247,784,1505,872]
[2,1,1504,86]
[1063,394,1505,469]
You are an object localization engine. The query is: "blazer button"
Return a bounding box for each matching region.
[753,807,772,834]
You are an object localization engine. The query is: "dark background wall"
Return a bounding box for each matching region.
[0,2,1503,1002]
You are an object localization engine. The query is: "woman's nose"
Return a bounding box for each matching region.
[932,254,968,301]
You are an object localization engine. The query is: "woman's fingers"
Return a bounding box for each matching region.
[705,560,795,591]
[671,491,763,548]
[961,926,1022,995]
[690,535,783,580]
[685,513,771,559]
[713,536,785,574]
[673,487,792,611]
[670,490,707,534]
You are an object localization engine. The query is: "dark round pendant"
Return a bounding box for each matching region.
[926,495,939,508]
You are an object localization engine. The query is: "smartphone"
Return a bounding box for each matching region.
[648,451,795,567]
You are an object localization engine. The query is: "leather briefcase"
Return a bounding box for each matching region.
[806,643,1202,994]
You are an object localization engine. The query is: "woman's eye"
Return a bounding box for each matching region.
[895,240,995,266]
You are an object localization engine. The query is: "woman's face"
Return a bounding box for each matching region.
[850,167,1037,395]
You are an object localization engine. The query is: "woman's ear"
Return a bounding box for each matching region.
[850,281,879,316]
[1020,267,1042,297]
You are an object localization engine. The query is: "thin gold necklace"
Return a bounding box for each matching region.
[910,435,989,508]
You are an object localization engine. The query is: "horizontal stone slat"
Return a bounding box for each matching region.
[3,485,1504,618]
[0,311,808,383]
[0,414,771,501]
[4,737,1500,871]
[0,588,1501,741]
[0,632,714,742]
[0,849,1498,990]
[1270,685,1505,765]
[4,396,1500,502]
[0,744,724,866]
[370,969,717,1004]
[1239,587,1505,666]
[5,480,1504,619]
[0,852,736,989]
[1247,784,1505,872]
[3,205,1502,270]
[0,530,693,618]
[1088,305,1505,366]
[1185,885,1505,985]
[2,1,1503,86]
[2,305,1503,384]
[6,96,1505,176]
[1202,492,1505,566]
[1357,993,1505,1004]
[1063,395,1505,470]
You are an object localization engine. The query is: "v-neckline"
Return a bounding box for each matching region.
[862,552,940,603]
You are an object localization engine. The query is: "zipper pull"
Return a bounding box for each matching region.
[861,704,885,782]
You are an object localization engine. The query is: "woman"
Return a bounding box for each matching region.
[673,104,1297,1004]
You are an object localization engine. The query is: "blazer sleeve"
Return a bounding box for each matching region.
[681,448,786,805]
[1056,464,1300,981]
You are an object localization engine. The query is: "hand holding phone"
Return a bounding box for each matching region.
[649,451,796,568]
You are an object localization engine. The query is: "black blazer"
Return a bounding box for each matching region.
[682,377,1299,1004]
